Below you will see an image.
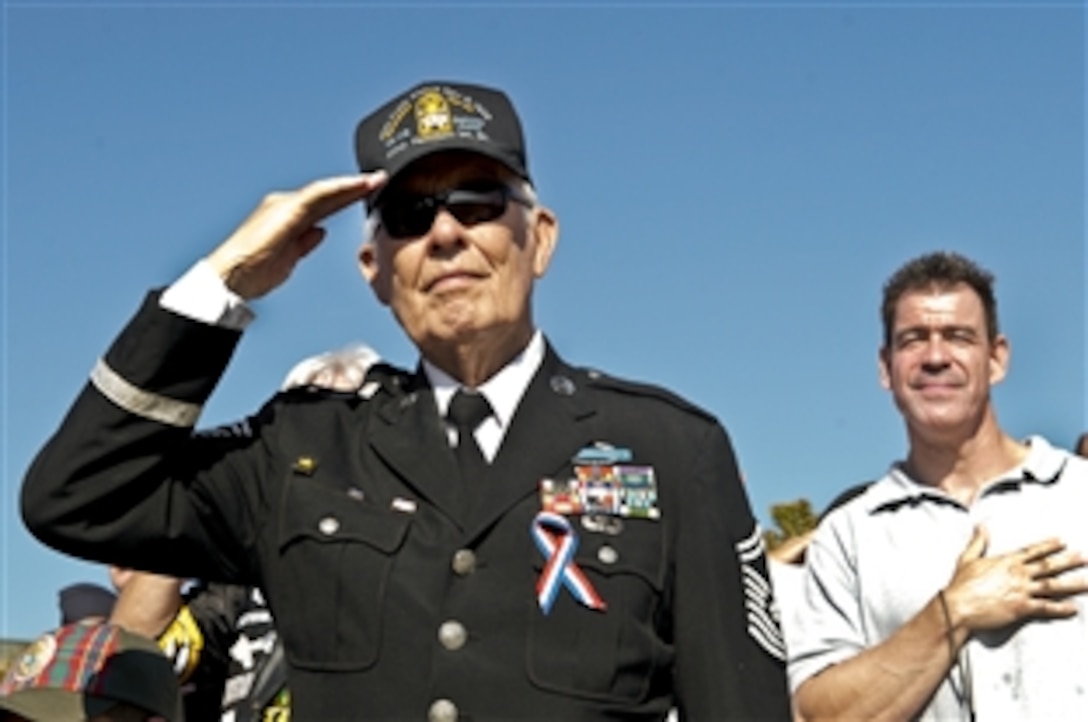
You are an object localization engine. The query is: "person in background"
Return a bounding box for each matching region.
[58,583,117,626]
[278,343,381,394]
[22,79,790,720]
[768,482,874,646]
[790,251,1088,721]
[766,482,873,722]
[0,621,182,722]
[115,579,280,722]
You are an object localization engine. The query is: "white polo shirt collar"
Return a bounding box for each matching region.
[866,435,1067,514]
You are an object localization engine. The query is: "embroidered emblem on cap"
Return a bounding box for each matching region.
[378,85,497,161]
[4,634,57,688]
[415,90,454,138]
[356,81,531,202]
[0,624,121,696]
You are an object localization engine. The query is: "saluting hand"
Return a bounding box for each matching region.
[943,525,1088,633]
[207,172,388,300]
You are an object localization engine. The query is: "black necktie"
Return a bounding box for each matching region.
[447,389,492,485]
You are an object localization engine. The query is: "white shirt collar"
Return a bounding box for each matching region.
[423,330,545,429]
[868,435,1068,513]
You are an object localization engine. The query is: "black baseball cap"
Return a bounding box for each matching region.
[58,583,117,625]
[354,81,531,199]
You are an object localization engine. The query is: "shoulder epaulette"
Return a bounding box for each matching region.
[574,366,717,423]
[274,385,357,403]
[363,362,414,398]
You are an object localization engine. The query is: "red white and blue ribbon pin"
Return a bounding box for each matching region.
[531,511,607,615]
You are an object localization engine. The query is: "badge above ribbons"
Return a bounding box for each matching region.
[531,511,607,615]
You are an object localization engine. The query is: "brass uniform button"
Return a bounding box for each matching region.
[317,516,339,535]
[451,549,477,576]
[438,621,467,651]
[598,545,619,565]
[428,699,458,722]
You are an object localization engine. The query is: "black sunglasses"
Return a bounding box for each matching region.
[374,181,533,239]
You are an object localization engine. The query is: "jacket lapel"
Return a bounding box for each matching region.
[466,345,597,539]
[367,371,467,527]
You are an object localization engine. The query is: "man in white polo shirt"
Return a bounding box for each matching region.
[789,251,1088,721]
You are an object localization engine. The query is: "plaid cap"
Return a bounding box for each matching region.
[0,622,182,722]
[354,81,530,202]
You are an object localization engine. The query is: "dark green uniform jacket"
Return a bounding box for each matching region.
[23,292,791,721]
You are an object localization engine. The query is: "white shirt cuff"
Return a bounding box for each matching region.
[159,260,255,330]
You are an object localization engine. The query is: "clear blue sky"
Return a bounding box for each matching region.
[2,1,1084,640]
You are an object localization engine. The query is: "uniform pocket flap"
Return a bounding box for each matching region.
[530,518,666,591]
[278,481,411,553]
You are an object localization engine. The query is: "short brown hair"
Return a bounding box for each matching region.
[881,251,999,347]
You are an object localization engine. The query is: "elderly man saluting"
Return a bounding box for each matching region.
[22,81,790,721]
